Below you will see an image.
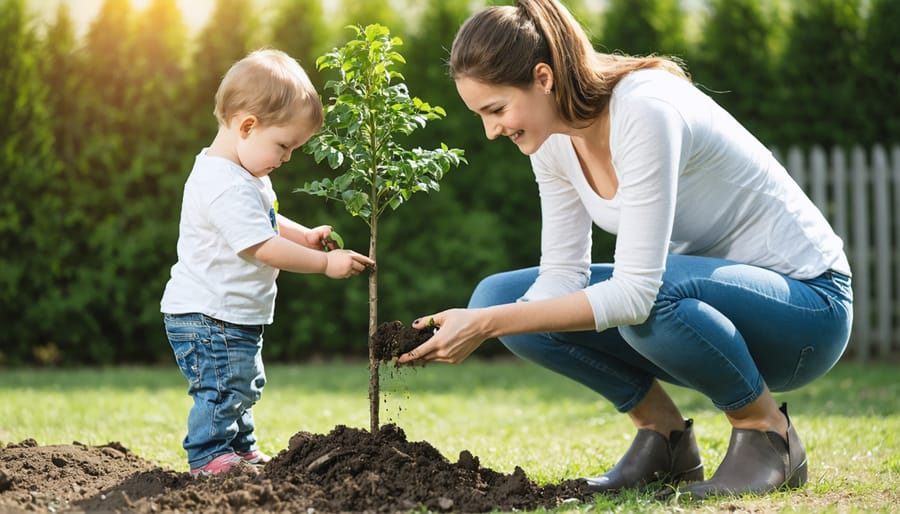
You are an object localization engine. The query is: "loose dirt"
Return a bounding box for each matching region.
[0,424,592,513]
[1,322,595,513]
[373,319,436,361]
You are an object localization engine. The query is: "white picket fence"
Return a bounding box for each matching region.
[772,145,900,361]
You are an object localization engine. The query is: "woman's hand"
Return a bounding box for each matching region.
[396,294,595,365]
[397,308,489,365]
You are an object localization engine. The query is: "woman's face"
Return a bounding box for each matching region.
[455,76,558,155]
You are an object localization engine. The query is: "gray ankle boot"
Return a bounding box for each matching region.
[583,418,704,492]
[676,403,807,499]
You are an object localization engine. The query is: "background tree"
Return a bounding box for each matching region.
[598,0,687,57]
[51,0,141,362]
[110,0,191,362]
[858,0,900,146]
[269,0,329,91]
[691,0,779,145]
[2,0,897,365]
[41,3,80,164]
[771,0,864,148]
[81,0,136,135]
[187,0,258,143]
[0,0,62,363]
[335,0,405,38]
[31,2,95,364]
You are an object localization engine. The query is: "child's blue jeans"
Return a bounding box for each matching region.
[164,313,267,468]
[468,255,853,413]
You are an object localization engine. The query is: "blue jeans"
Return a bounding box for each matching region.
[469,255,853,413]
[164,313,267,468]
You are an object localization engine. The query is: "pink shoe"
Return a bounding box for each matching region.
[236,449,271,465]
[190,452,243,477]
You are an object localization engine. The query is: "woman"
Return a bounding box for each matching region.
[397,0,853,500]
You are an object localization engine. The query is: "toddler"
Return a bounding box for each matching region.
[160,49,374,476]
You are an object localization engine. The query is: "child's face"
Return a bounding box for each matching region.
[236,115,318,178]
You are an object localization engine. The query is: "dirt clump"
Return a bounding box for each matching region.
[1,424,593,513]
[374,320,435,362]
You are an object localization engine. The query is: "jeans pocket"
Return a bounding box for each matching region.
[169,339,199,390]
[165,320,208,391]
[778,343,844,392]
[776,345,813,390]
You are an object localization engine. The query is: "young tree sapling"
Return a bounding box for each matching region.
[297,24,465,434]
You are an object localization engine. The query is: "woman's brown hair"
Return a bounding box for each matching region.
[449,0,688,126]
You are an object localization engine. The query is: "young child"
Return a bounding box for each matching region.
[160,49,375,477]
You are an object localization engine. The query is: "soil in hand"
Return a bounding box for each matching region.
[373,320,436,361]
[1,425,594,513]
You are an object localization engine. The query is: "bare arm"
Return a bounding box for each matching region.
[276,213,329,250]
[397,291,595,364]
[243,236,374,278]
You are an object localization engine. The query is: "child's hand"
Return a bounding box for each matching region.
[305,225,334,249]
[324,250,376,279]
[321,230,344,251]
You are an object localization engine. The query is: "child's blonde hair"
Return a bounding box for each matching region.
[214,49,323,129]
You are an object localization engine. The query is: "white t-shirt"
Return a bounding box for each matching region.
[523,69,851,332]
[160,150,280,325]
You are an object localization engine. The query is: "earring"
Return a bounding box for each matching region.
[544,89,552,95]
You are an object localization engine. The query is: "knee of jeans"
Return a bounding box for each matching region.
[233,372,265,402]
[468,274,514,308]
[617,317,671,358]
[221,387,258,412]
[215,392,255,414]
[617,324,646,351]
[499,334,549,362]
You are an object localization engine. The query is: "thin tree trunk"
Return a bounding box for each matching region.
[368,216,379,435]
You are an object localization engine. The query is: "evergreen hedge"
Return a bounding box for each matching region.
[2,0,897,365]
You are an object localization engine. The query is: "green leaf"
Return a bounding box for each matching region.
[326,148,344,169]
[321,230,344,251]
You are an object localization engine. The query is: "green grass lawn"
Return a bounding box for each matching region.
[2,358,898,512]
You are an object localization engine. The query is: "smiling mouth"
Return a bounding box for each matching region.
[509,130,524,143]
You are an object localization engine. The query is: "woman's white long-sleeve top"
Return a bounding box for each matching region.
[521,69,851,332]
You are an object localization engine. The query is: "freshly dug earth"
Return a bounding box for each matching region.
[1,322,594,512]
[0,425,593,513]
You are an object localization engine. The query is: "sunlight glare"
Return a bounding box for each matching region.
[40,0,341,37]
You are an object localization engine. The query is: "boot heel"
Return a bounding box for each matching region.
[674,464,704,484]
[785,459,807,488]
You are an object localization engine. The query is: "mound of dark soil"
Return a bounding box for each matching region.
[0,321,594,512]
[0,424,592,513]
